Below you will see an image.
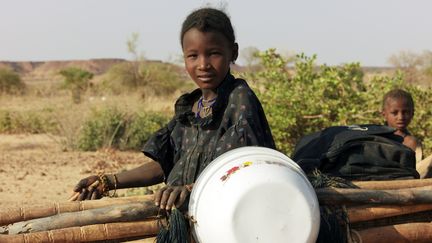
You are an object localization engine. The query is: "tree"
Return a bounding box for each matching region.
[126,32,145,88]
[59,67,93,104]
[103,33,187,97]
[388,50,432,85]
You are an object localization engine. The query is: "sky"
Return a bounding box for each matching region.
[1,0,431,66]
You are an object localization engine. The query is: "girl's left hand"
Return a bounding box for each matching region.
[154,184,193,210]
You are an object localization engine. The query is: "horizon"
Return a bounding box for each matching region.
[0,58,398,69]
[1,0,431,66]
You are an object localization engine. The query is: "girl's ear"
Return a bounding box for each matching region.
[232,43,239,62]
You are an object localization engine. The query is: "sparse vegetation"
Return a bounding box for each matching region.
[1,49,431,156]
[77,107,170,151]
[0,109,57,134]
[101,33,189,97]
[0,68,26,95]
[103,61,189,97]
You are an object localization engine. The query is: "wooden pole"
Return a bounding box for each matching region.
[4,201,159,235]
[0,220,161,243]
[354,222,432,243]
[353,178,432,190]
[347,204,432,223]
[316,186,432,205]
[0,195,154,226]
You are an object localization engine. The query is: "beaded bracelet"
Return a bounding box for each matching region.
[98,173,110,197]
[98,173,118,198]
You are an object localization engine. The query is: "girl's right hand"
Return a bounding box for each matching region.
[154,184,193,211]
[68,175,105,201]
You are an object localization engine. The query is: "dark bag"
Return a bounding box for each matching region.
[292,124,419,180]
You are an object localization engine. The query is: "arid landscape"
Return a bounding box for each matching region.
[0,52,431,243]
[0,59,421,209]
[0,133,150,208]
[0,59,178,209]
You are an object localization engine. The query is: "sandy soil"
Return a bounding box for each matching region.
[0,134,151,208]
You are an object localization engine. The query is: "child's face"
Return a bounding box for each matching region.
[182,28,237,91]
[382,97,414,130]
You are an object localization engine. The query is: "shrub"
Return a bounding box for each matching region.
[405,86,432,155]
[78,108,126,151]
[121,112,170,150]
[256,49,432,156]
[0,68,26,94]
[78,107,170,151]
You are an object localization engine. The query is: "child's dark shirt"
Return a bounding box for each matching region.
[142,73,276,185]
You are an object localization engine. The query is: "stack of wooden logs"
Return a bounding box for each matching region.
[0,195,164,242]
[2,178,432,242]
[318,178,432,243]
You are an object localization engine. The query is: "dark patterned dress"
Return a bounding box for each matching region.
[142,73,276,186]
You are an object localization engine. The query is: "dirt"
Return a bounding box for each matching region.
[0,134,151,208]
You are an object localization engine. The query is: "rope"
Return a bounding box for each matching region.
[308,169,355,243]
[156,208,189,243]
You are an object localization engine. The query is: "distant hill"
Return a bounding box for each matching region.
[0,59,127,82]
[0,59,172,83]
[0,59,396,83]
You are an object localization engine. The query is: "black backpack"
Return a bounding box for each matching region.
[292,124,419,180]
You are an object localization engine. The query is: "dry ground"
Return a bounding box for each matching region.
[0,134,152,208]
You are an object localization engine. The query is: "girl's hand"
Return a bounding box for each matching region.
[154,184,193,210]
[68,175,105,201]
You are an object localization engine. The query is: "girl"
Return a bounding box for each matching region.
[70,7,276,210]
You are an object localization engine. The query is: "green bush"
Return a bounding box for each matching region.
[121,112,170,150]
[78,108,126,151]
[405,86,432,155]
[256,49,432,156]
[0,68,26,94]
[78,108,170,151]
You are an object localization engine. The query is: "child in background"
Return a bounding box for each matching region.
[69,7,275,210]
[382,88,422,162]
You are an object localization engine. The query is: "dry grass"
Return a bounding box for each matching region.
[0,91,176,114]
[0,134,151,207]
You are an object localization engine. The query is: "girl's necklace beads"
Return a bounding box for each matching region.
[197,96,217,118]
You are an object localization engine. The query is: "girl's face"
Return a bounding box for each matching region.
[382,98,414,131]
[182,28,237,91]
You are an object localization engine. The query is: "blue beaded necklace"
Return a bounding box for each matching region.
[196,96,217,118]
